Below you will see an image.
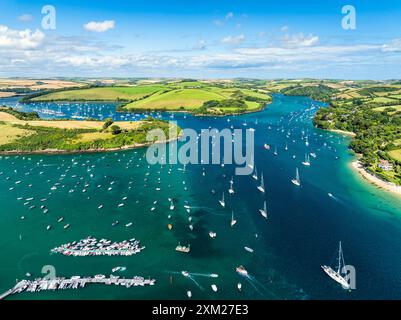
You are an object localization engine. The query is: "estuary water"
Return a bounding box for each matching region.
[1,94,401,300]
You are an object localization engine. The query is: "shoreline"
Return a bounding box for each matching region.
[351,160,401,197]
[0,136,180,156]
[328,129,356,137]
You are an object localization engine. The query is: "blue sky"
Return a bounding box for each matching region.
[0,0,401,79]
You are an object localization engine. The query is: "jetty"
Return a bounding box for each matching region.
[0,275,155,300]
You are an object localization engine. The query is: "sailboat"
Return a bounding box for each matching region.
[228,178,235,194]
[231,211,237,227]
[259,201,267,219]
[219,192,225,208]
[252,166,258,180]
[302,154,311,166]
[321,241,351,290]
[257,173,265,193]
[291,168,301,186]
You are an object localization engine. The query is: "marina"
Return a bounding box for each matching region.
[1,94,401,300]
[50,237,145,256]
[0,275,155,300]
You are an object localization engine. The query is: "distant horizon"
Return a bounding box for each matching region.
[1,0,401,79]
[1,77,401,81]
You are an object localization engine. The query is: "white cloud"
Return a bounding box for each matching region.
[0,25,44,49]
[282,33,319,47]
[18,14,34,22]
[221,34,245,45]
[225,12,234,20]
[193,40,207,50]
[280,25,289,32]
[382,39,401,52]
[83,20,115,33]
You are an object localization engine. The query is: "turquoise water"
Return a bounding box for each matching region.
[1,95,401,300]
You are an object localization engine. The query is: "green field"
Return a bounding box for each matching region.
[373,105,401,113]
[27,81,272,115]
[31,85,165,102]
[125,88,225,110]
[389,149,401,162]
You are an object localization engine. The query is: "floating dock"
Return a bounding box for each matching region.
[0,275,155,300]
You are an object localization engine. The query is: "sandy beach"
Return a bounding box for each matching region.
[329,129,356,137]
[351,160,401,197]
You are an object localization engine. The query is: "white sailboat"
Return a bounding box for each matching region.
[257,173,265,193]
[252,166,258,180]
[259,201,267,219]
[228,178,235,194]
[231,211,237,227]
[302,154,311,166]
[219,192,225,208]
[291,168,301,186]
[321,241,351,290]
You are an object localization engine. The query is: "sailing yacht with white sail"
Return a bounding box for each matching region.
[257,173,265,193]
[321,241,351,290]
[228,178,235,194]
[302,154,311,166]
[291,168,301,186]
[259,201,267,219]
[252,166,258,180]
[219,192,225,208]
[231,211,237,227]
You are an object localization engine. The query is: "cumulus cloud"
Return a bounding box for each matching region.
[0,25,44,49]
[282,33,319,47]
[18,14,34,22]
[83,20,115,33]
[221,34,245,45]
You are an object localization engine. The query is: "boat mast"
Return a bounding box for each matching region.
[337,241,342,274]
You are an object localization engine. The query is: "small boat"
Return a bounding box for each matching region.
[259,201,267,219]
[236,265,248,276]
[182,271,189,277]
[187,290,192,298]
[228,178,234,194]
[210,274,219,278]
[170,199,175,210]
[237,283,242,291]
[112,220,119,226]
[263,144,270,150]
[219,192,225,208]
[112,267,121,273]
[231,211,237,227]
[273,145,278,156]
[252,166,258,180]
[310,152,317,158]
[63,224,70,229]
[46,225,52,231]
[302,154,311,166]
[291,168,301,186]
[167,224,173,230]
[175,243,190,253]
[244,246,254,253]
[125,222,133,227]
[211,284,218,292]
[209,231,217,239]
[321,241,351,290]
[57,217,64,223]
[257,174,265,193]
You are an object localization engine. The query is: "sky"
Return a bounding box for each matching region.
[0,0,401,79]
